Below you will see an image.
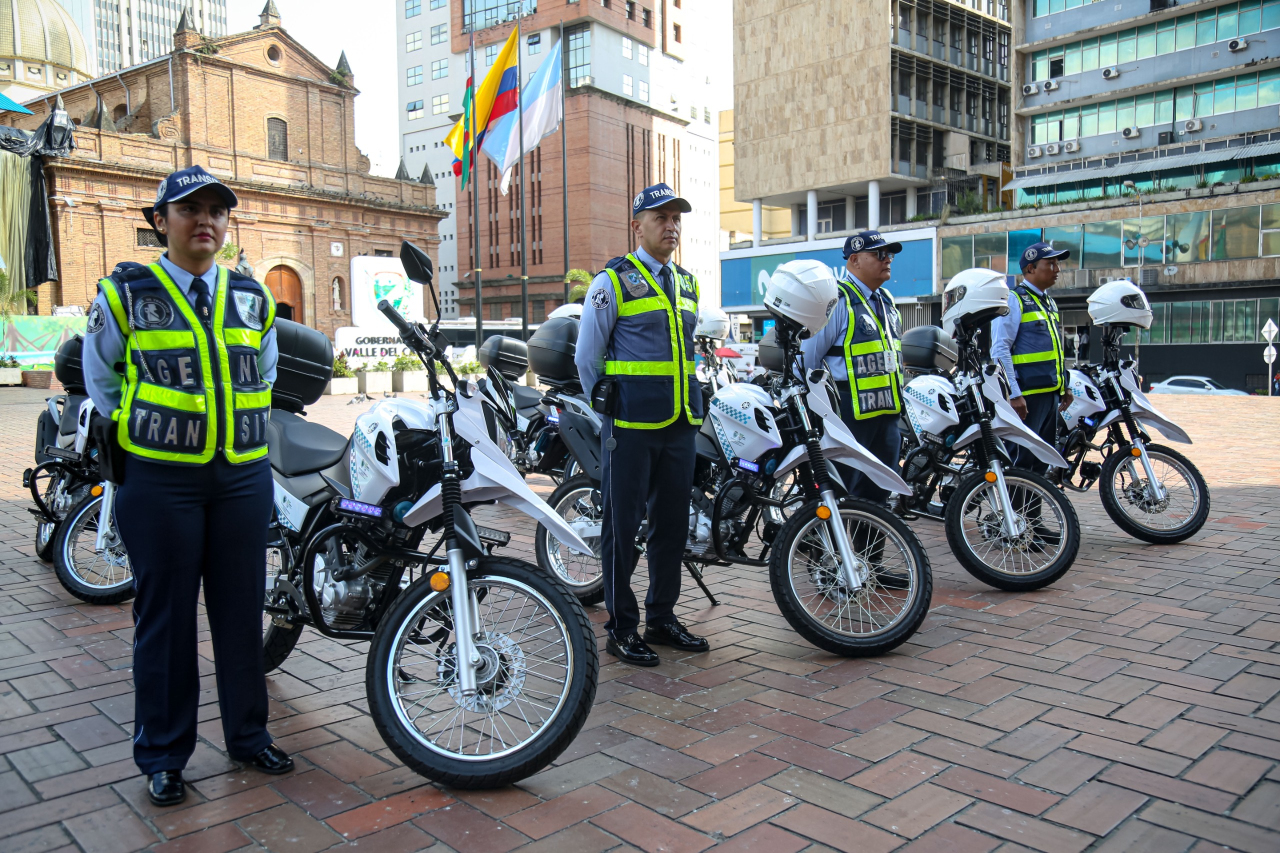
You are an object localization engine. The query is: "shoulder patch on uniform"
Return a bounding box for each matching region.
[86,303,105,334]
[590,288,610,309]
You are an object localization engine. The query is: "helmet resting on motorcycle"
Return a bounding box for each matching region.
[547,302,583,321]
[695,306,732,341]
[1087,279,1152,329]
[942,268,1010,338]
[764,259,839,337]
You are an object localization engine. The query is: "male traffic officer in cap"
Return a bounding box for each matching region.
[800,230,906,503]
[82,165,293,807]
[990,241,1074,473]
[576,183,710,666]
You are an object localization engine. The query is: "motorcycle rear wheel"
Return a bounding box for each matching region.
[263,543,303,673]
[367,557,597,789]
[535,474,605,605]
[1099,443,1210,544]
[53,492,134,605]
[944,467,1079,591]
[769,498,932,657]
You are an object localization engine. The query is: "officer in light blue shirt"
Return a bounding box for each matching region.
[575,183,710,668]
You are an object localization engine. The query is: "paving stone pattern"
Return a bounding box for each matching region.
[2,386,1279,852]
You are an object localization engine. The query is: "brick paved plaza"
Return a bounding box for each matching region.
[1,387,1279,853]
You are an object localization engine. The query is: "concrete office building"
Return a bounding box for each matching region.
[723,0,1011,334]
[396,0,720,324]
[56,0,229,75]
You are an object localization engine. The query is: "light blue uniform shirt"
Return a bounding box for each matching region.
[575,245,676,394]
[989,279,1047,399]
[799,271,893,382]
[83,253,279,416]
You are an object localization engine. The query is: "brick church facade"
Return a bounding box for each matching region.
[0,7,445,338]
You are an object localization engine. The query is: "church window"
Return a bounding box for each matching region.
[267,118,289,162]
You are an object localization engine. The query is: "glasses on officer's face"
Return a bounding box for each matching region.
[865,249,897,262]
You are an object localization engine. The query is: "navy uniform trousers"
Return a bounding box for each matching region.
[1013,391,1060,476]
[117,454,274,775]
[836,392,902,503]
[599,418,697,637]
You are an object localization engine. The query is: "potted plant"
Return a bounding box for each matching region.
[453,360,483,385]
[0,355,22,386]
[325,353,358,395]
[392,353,429,393]
[356,359,393,395]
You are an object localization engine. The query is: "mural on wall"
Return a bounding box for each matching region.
[1,317,88,366]
[349,256,426,330]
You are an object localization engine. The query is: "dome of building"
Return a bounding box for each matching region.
[0,0,93,83]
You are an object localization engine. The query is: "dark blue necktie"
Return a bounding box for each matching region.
[659,266,674,302]
[193,277,212,328]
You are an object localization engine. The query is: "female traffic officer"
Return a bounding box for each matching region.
[82,166,293,807]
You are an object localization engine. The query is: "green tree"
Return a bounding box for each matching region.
[565,269,592,304]
[0,269,36,320]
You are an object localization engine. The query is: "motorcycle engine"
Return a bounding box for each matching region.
[687,503,715,558]
[314,547,377,631]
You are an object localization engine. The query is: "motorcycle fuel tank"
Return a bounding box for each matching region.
[706,383,782,464]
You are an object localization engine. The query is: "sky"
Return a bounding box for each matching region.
[225,0,733,179]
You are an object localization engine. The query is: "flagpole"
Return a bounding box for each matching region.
[559,21,569,305]
[517,5,529,342]
[469,29,483,350]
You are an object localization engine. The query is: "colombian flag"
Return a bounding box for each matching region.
[446,28,521,187]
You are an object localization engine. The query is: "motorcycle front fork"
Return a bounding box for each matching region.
[818,490,868,592]
[437,399,483,698]
[95,482,117,552]
[988,459,1027,540]
[1121,437,1167,503]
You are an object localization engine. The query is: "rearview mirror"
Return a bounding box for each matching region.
[400,241,434,285]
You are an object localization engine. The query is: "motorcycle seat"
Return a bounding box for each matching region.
[512,384,543,411]
[267,409,349,477]
[59,395,88,437]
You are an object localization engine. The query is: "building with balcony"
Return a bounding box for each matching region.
[396,0,720,325]
[722,0,1010,334]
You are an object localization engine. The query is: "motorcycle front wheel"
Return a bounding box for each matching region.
[535,474,604,605]
[1099,443,1210,544]
[367,557,597,789]
[52,492,134,605]
[769,499,932,657]
[945,467,1080,591]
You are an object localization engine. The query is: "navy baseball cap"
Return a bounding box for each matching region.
[843,230,903,260]
[143,166,238,243]
[632,182,692,217]
[1019,241,1069,270]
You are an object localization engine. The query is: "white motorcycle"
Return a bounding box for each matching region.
[899,323,1080,591]
[538,320,933,658]
[262,241,598,790]
[1057,326,1209,544]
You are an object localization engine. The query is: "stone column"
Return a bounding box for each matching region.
[791,203,802,237]
[868,180,881,230]
[752,199,762,245]
[906,187,917,220]
[806,189,818,241]
[845,196,855,232]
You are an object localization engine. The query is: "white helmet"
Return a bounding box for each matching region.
[1087,279,1152,329]
[942,268,1010,337]
[548,302,583,321]
[695,306,732,340]
[764,259,839,336]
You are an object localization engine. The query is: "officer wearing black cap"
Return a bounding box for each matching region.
[991,241,1075,472]
[81,166,293,807]
[576,183,709,666]
[799,230,905,502]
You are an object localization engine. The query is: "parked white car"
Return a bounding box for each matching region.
[1148,376,1249,396]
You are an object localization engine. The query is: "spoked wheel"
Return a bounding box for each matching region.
[945,467,1080,591]
[770,498,932,657]
[535,474,604,605]
[263,541,304,673]
[29,463,83,563]
[1099,444,1210,544]
[52,491,134,605]
[367,557,597,789]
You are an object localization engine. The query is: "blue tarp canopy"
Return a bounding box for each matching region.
[0,92,33,115]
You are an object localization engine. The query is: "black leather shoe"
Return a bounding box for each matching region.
[643,621,710,653]
[247,743,294,775]
[606,632,660,667]
[877,572,912,590]
[147,771,186,807]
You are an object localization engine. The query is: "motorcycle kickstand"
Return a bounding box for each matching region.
[684,562,719,606]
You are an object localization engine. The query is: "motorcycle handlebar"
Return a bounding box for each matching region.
[378,299,414,337]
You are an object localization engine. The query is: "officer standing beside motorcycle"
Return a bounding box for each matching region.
[576,183,710,667]
[991,242,1074,473]
[799,231,905,503]
[82,166,293,807]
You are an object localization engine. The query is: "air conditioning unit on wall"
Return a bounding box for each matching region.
[1027,145,1044,158]
[1046,143,1061,155]
[1229,38,1248,52]
[1121,126,1141,139]
[1102,66,1121,80]
[1022,83,1040,96]
[1184,118,1204,132]
[1043,80,1060,91]
[1064,140,1081,153]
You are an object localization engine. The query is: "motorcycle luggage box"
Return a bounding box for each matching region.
[478,335,529,381]
[54,335,86,395]
[528,317,580,386]
[272,319,334,413]
[900,325,958,372]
